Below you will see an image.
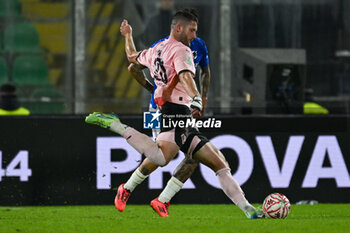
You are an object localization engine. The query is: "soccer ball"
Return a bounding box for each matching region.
[262,193,291,219]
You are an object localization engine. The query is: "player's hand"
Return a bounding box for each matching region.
[191,108,202,119]
[190,96,202,118]
[120,19,132,37]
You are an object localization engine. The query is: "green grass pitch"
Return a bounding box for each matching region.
[1,204,350,233]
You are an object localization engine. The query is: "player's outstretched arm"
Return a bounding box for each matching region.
[179,71,200,99]
[120,19,140,64]
[200,65,211,115]
[179,71,202,118]
[128,63,153,93]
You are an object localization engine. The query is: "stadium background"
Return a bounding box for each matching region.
[0,0,349,206]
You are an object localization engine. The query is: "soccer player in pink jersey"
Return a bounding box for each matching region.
[125,34,210,217]
[85,8,263,219]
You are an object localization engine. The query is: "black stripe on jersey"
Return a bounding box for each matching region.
[178,69,195,76]
[136,50,147,68]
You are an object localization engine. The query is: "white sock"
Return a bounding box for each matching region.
[158,176,184,203]
[237,200,256,213]
[123,169,148,192]
[216,168,246,204]
[110,120,128,136]
[215,168,256,213]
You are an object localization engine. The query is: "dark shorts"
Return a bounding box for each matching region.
[156,102,209,157]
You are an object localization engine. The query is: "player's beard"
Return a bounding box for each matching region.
[179,32,191,46]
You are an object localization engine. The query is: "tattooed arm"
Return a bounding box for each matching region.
[200,65,211,116]
[128,63,153,94]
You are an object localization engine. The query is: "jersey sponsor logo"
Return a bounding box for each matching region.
[186,55,192,65]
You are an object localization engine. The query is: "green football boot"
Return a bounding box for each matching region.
[85,112,120,129]
[245,207,265,219]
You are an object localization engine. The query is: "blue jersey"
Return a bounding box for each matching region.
[190,37,209,69]
[149,37,209,108]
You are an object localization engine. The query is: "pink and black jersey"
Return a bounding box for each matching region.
[137,37,196,108]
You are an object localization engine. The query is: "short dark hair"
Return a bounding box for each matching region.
[171,8,198,28]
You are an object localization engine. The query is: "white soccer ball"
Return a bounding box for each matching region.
[262,193,291,219]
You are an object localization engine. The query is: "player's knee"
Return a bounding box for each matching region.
[146,145,167,167]
[159,153,171,167]
[159,159,170,167]
[148,156,166,167]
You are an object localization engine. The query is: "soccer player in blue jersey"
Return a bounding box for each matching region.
[116,36,211,217]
